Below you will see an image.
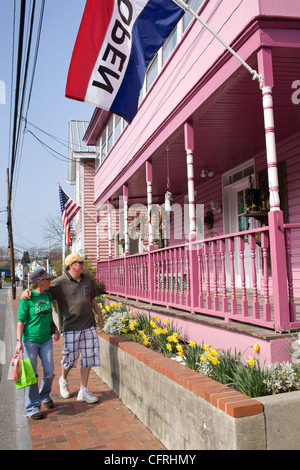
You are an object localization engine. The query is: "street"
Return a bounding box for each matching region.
[0,283,17,449]
[0,283,31,450]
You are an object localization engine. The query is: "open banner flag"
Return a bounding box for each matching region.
[59,186,81,248]
[65,0,185,123]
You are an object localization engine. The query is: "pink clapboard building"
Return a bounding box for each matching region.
[68,120,98,268]
[81,0,300,364]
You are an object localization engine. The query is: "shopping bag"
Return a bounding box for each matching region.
[15,358,37,389]
[7,355,21,381]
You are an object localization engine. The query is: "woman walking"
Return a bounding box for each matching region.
[15,268,60,420]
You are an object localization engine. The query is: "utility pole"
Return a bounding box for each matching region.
[6,168,16,300]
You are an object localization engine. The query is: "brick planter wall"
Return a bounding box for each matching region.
[95,333,300,450]
[95,333,267,450]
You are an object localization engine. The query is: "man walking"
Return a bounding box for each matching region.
[22,254,104,404]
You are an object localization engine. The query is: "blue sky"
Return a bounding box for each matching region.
[0,0,95,256]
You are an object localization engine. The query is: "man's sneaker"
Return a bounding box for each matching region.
[77,387,99,403]
[59,376,70,399]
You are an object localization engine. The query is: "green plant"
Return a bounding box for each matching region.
[212,348,242,385]
[228,357,269,398]
[182,342,204,371]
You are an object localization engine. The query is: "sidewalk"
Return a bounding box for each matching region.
[12,289,165,451]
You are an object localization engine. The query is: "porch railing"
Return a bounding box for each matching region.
[98,224,300,332]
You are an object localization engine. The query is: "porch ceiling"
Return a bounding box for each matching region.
[112,47,300,207]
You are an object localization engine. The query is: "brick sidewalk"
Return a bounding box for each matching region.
[12,290,165,451]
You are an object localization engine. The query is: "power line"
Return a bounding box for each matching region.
[9,0,26,198]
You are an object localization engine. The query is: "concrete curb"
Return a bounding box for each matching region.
[9,291,32,450]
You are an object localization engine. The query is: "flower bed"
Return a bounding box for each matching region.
[99,296,300,398]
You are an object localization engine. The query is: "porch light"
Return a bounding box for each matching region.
[201,168,214,178]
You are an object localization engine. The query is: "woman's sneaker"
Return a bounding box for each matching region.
[77,387,99,403]
[59,376,70,399]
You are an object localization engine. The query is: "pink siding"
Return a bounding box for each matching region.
[94,0,262,203]
[86,0,300,334]
[83,161,97,268]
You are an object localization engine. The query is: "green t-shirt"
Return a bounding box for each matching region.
[18,291,53,343]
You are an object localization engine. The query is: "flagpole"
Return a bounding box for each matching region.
[62,229,66,272]
[58,182,97,224]
[171,0,262,84]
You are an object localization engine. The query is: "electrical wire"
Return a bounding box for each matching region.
[9,0,26,198]
[12,0,46,203]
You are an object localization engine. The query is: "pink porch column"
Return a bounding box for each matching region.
[107,200,112,259]
[258,48,290,331]
[184,122,198,312]
[123,184,130,298]
[123,184,130,256]
[184,122,196,241]
[146,160,154,303]
[146,160,154,251]
[96,212,100,262]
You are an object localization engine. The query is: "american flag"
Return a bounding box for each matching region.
[59,186,81,247]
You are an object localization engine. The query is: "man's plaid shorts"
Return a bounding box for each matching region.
[61,326,100,369]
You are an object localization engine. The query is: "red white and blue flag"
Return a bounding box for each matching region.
[59,186,81,248]
[65,0,185,123]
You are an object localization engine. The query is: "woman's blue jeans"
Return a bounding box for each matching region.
[23,339,54,417]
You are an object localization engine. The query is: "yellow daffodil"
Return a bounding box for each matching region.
[173,332,178,338]
[163,328,168,334]
[164,318,169,324]
[144,340,149,346]
[166,344,172,351]
[153,315,158,321]
[189,340,195,348]
[139,330,144,336]
[103,294,106,298]
[203,342,210,351]
[122,328,127,334]
[102,309,106,314]
[200,355,206,362]
[133,309,136,314]
[150,320,156,328]
[210,348,218,357]
[121,317,126,323]
[247,356,255,367]
[253,343,260,353]
[105,305,110,311]
[176,345,183,352]
[211,357,219,365]
[143,335,147,341]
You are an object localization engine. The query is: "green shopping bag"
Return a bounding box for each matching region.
[15,357,37,389]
